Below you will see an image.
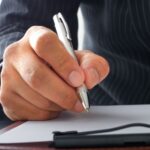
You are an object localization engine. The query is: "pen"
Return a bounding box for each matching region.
[53,12,89,111]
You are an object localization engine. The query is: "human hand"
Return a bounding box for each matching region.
[0,26,109,120]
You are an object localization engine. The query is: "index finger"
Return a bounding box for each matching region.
[27,26,84,87]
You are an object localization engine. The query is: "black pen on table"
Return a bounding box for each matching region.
[53,12,90,111]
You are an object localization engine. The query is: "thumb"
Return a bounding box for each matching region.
[75,51,110,89]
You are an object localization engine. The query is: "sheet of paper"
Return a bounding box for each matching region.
[0,105,150,143]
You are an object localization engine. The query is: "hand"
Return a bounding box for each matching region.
[0,26,109,121]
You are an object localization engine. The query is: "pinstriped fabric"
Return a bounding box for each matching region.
[0,0,80,59]
[0,0,150,105]
[80,0,150,105]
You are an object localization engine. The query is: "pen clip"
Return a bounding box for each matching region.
[57,12,72,41]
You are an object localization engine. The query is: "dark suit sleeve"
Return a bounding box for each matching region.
[0,0,51,60]
[0,0,80,60]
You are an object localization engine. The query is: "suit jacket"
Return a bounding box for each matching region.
[0,0,80,59]
[0,0,150,109]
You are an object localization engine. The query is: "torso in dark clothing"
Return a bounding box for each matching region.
[0,0,150,106]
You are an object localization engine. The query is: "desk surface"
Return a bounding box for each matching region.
[0,121,150,150]
[0,143,150,150]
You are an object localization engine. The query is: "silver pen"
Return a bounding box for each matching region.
[53,12,89,111]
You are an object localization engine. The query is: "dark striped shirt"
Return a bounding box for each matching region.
[80,0,150,105]
[0,0,150,106]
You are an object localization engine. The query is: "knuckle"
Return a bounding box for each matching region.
[3,42,18,60]
[27,26,48,33]
[1,69,9,81]
[4,109,19,121]
[27,26,48,37]
[2,108,15,121]
[25,66,42,89]
[33,30,57,57]
[0,92,10,108]
[28,25,39,32]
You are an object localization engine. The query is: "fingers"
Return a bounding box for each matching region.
[75,51,110,89]
[26,26,84,87]
[0,64,60,121]
[0,91,60,121]
[11,46,84,112]
[0,63,63,113]
[11,67,63,112]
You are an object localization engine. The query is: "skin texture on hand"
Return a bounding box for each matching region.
[0,26,110,121]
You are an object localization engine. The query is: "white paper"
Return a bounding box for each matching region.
[0,105,150,143]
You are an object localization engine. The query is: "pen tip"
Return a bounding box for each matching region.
[84,107,89,112]
[82,100,90,112]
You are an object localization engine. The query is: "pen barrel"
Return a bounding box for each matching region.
[53,13,89,110]
[62,38,78,61]
[53,15,77,61]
